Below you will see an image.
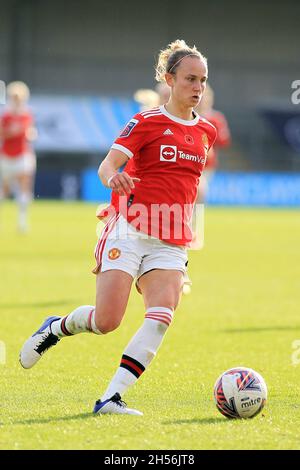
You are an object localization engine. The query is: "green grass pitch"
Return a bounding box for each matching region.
[0,200,300,450]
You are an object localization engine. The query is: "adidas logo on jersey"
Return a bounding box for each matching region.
[163,129,173,135]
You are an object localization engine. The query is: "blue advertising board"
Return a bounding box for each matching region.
[81,169,300,207]
[206,172,300,207]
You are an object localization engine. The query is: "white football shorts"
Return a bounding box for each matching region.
[0,152,36,182]
[93,213,188,283]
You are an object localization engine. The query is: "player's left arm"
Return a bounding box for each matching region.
[26,126,38,142]
[25,114,38,142]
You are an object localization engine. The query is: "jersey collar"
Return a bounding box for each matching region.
[160,105,200,126]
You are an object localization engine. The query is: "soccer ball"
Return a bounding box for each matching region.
[213,367,267,419]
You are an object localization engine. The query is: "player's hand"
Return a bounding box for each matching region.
[26,127,38,141]
[107,172,141,195]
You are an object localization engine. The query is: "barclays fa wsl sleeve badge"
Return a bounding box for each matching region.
[119,119,139,137]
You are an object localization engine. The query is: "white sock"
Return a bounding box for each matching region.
[50,305,102,337]
[17,192,31,229]
[101,307,173,401]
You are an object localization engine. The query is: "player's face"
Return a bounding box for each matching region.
[9,93,23,110]
[169,57,208,109]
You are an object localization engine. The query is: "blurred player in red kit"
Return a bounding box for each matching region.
[188,84,231,250]
[195,83,231,203]
[0,81,37,232]
[20,40,217,415]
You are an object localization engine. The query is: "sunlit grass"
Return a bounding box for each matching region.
[1,201,300,449]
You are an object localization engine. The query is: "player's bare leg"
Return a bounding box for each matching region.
[0,178,9,230]
[94,270,133,333]
[139,269,183,310]
[93,271,148,415]
[19,270,133,369]
[16,172,33,233]
[94,269,183,416]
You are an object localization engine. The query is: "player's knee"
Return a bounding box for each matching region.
[94,310,122,334]
[96,319,121,334]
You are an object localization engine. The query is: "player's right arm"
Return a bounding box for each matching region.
[99,113,148,195]
[98,148,140,196]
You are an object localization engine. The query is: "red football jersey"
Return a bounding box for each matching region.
[203,110,231,170]
[0,110,33,157]
[101,105,217,246]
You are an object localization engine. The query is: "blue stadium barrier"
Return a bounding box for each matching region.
[81,169,300,207]
[35,170,81,199]
[81,168,112,202]
[206,172,300,207]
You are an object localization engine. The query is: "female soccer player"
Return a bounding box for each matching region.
[0,81,37,232]
[20,39,217,415]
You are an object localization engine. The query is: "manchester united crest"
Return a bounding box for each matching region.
[202,133,209,147]
[108,248,121,260]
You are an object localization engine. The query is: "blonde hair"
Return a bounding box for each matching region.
[7,81,30,102]
[134,88,160,110]
[195,83,215,115]
[155,82,171,104]
[155,39,207,83]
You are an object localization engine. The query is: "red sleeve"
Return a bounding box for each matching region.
[111,113,149,159]
[207,123,217,152]
[0,114,8,126]
[209,111,231,148]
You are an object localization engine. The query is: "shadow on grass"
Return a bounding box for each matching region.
[0,300,72,310]
[163,417,224,425]
[10,415,225,426]
[222,326,300,333]
[11,412,96,426]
